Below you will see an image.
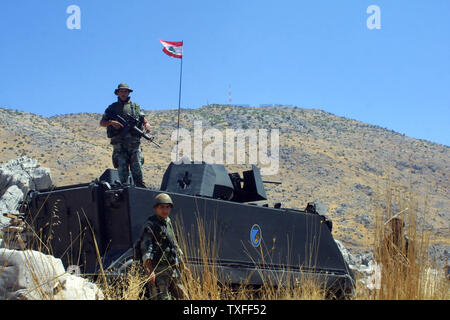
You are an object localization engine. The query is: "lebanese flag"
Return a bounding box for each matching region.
[160,40,183,59]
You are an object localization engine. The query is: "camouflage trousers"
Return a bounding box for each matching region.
[112,141,144,185]
[147,268,187,300]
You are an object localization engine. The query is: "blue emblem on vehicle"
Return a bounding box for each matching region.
[250,224,262,247]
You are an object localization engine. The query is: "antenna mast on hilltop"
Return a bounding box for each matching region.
[228,84,232,105]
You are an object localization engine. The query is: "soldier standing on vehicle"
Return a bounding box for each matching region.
[139,193,187,300]
[100,83,151,188]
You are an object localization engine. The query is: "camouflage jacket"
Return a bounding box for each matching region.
[101,97,145,144]
[139,215,184,271]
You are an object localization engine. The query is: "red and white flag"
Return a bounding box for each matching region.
[160,40,183,59]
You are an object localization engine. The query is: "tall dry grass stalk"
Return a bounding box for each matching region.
[175,213,227,300]
[359,181,449,300]
[256,273,328,300]
[101,263,147,300]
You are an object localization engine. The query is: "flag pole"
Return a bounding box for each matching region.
[175,46,183,162]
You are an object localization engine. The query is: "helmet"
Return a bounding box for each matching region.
[153,193,173,208]
[114,83,133,95]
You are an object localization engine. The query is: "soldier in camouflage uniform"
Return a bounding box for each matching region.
[139,193,187,300]
[100,83,151,188]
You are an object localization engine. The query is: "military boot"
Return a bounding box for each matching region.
[135,180,147,188]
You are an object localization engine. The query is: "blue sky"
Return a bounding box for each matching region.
[0,1,449,146]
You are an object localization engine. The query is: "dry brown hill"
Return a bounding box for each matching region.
[0,105,448,257]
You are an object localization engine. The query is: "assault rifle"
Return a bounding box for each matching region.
[109,112,161,148]
[161,225,181,268]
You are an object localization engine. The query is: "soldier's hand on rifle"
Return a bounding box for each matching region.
[144,259,156,285]
[148,271,156,285]
[144,122,151,133]
[109,120,123,130]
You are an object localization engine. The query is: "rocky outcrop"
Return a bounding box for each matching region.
[0,156,52,226]
[0,185,23,220]
[0,249,104,300]
[335,239,380,290]
[0,158,103,300]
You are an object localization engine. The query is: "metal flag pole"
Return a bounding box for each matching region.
[175,50,183,162]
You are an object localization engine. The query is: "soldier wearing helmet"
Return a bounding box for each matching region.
[138,193,187,299]
[100,83,151,188]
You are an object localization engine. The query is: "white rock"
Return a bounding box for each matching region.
[0,249,65,300]
[0,156,52,227]
[0,156,52,193]
[0,185,23,218]
[334,239,356,266]
[52,273,104,300]
[335,239,381,290]
[360,260,381,290]
[0,249,103,300]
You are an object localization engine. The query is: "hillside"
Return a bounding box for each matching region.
[0,105,448,257]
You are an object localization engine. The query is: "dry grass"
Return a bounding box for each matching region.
[355,181,449,300]
[101,262,147,300]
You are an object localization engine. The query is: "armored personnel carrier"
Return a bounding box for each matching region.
[20,161,355,297]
